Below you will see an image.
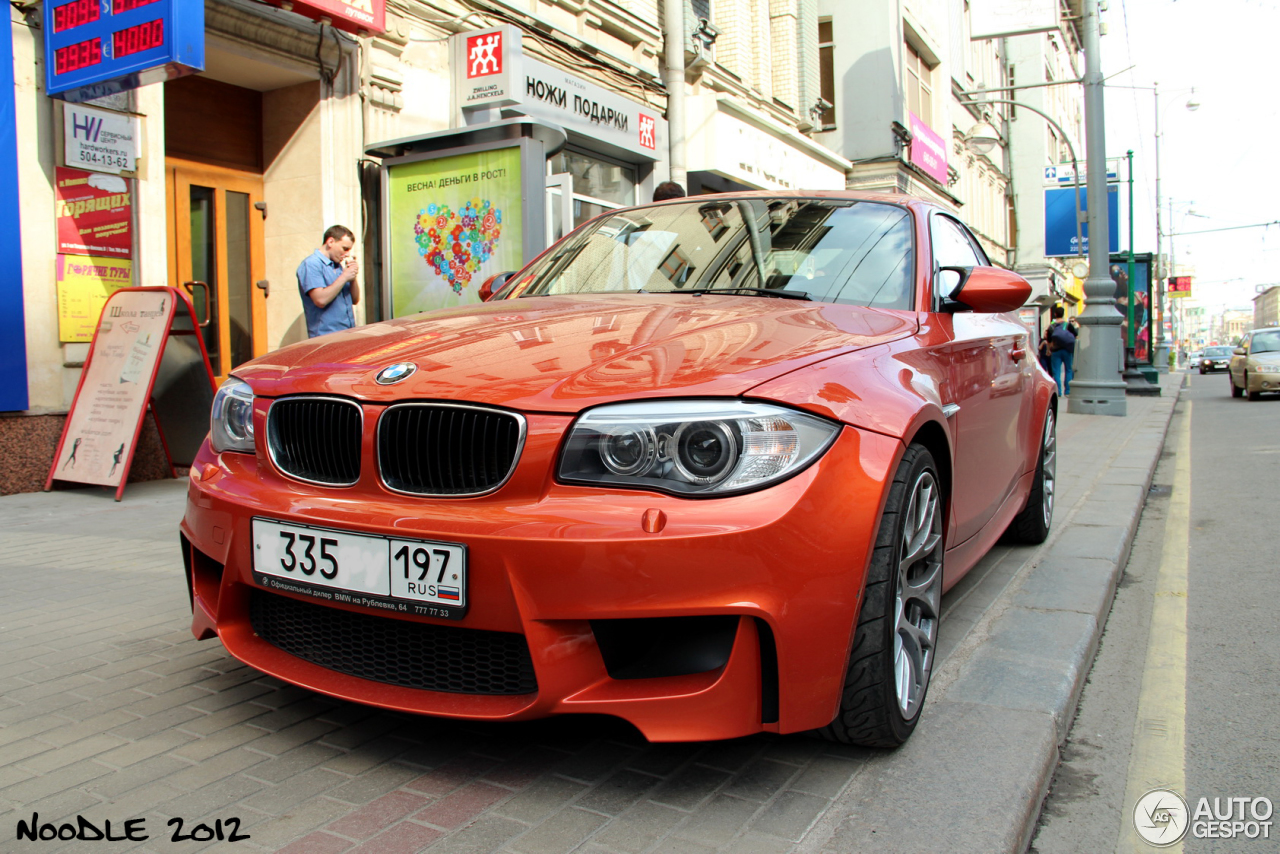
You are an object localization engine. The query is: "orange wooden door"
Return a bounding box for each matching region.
[167,158,267,384]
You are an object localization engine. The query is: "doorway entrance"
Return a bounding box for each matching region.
[165,160,267,384]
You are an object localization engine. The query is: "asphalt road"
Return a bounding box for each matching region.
[1032,371,1280,853]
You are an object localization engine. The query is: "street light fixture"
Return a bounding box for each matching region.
[961,108,1084,263]
[964,121,1000,156]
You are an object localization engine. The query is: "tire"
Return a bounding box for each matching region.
[1200,367,1206,375]
[1231,374,1243,398]
[818,444,943,748]
[1005,407,1056,544]
[1247,373,1261,401]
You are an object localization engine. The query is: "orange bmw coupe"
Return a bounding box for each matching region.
[180,193,1057,747]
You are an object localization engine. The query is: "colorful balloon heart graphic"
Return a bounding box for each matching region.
[413,200,503,295]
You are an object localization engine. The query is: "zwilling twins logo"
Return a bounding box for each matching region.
[467,32,502,78]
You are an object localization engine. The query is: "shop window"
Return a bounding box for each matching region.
[548,149,637,231]
[818,19,836,129]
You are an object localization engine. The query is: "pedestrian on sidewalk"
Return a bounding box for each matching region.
[1047,305,1076,396]
[298,225,360,338]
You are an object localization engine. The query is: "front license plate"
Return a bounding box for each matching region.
[251,518,467,618]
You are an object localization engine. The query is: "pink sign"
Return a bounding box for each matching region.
[908,112,949,186]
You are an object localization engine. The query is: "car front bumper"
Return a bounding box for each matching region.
[180,413,900,741]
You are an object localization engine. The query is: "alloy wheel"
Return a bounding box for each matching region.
[1041,409,1057,527]
[894,470,944,719]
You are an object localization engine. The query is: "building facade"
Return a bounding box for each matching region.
[3,0,850,494]
[814,0,1013,266]
[1254,285,1280,331]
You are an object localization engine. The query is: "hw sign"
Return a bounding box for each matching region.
[1168,276,1193,299]
[63,102,139,176]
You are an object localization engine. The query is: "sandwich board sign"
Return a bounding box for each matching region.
[47,286,215,500]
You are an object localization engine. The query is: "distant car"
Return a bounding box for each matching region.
[1199,345,1233,374]
[1186,350,1202,367]
[180,192,1056,748]
[1229,329,1280,400]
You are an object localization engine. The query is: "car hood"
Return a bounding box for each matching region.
[235,294,916,413]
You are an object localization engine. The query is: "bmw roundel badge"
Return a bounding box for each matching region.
[375,362,417,385]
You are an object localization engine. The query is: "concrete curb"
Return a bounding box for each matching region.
[798,377,1185,854]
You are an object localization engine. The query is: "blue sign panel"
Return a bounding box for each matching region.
[1044,185,1120,257]
[45,0,203,102]
[0,15,28,411]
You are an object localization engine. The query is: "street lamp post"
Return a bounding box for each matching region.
[1068,0,1127,416]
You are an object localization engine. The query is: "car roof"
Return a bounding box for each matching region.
[634,190,936,214]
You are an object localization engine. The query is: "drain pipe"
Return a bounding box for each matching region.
[662,0,687,189]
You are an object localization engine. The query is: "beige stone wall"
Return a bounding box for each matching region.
[14,17,60,412]
[263,82,325,350]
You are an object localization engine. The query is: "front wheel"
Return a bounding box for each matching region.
[818,444,943,748]
[1247,372,1262,401]
[1231,374,1243,398]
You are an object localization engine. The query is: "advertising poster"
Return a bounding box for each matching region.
[56,167,133,258]
[1110,255,1152,363]
[387,147,522,317]
[56,254,133,343]
[53,289,174,488]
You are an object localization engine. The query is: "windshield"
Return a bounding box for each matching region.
[1252,331,1280,353]
[512,198,916,308]
[1204,347,1232,357]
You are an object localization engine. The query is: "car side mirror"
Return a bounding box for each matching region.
[1234,347,1246,356]
[939,265,1032,314]
[478,271,516,302]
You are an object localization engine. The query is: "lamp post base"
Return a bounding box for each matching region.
[1153,343,1171,372]
[1123,350,1161,396]
[1067,379,1130,415]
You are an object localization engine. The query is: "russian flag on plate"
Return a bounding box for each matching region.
[437,586,461,601]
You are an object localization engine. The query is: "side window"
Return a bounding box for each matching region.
[1240,335,1250,353]
[931,216,982,300]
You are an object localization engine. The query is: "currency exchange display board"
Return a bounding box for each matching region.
[45,0,203,101]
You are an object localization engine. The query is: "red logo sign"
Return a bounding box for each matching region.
[467,32,503,78]
[1169,276,1192,293]
[638,114,656,150]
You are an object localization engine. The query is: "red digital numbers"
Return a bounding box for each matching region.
[54,37,103,75]
[112,19,164,59]
[112,0,162,12]
[53,0,101,33]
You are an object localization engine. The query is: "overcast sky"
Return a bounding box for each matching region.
[1101,0,1280,316]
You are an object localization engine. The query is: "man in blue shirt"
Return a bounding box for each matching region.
[297,225,361,337]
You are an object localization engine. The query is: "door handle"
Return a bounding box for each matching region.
[1010,347,1027,361]
[256,279,270,297]
[183,281,211,328]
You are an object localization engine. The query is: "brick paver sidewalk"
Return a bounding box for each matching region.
[0,383,1176,853]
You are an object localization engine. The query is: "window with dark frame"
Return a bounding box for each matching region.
[905,40,933,122]
[818,19,836,129]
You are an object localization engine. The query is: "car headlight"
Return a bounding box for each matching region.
[210,376,255,453]
[558,401,840,496]
[1254,364,1280,373]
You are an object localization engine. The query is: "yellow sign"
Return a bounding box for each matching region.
[56,254,132,342]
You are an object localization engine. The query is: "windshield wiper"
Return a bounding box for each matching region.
[685,287,812,301]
